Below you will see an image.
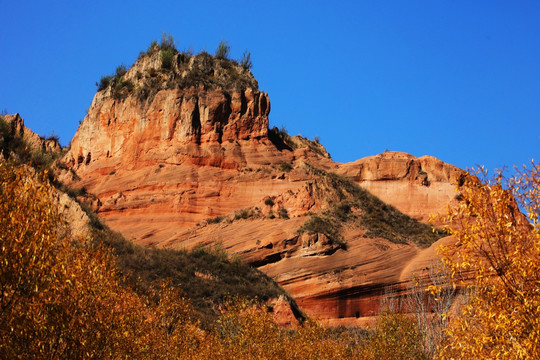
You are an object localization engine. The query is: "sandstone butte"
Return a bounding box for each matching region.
[55,49,466,326]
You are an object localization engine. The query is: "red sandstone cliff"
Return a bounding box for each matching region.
[59,50,465,325]
[338,151,465,223]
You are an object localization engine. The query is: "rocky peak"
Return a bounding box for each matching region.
[339,151,464,185]
[66,49,274,170]
[95,49,258,106]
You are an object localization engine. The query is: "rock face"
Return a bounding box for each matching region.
[68,86,270,170]
[1,113,61,154]
[338,151,465,222]
[60,50,465,325]
[157,217,451,326]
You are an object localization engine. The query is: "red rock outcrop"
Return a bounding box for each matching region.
[338,151,465,222]
[1,113,61,154]
[59,51,466,325]
[68,86,271,171]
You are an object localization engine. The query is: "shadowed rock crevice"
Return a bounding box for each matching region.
[192,97,201,144]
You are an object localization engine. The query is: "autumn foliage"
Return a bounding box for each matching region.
[433,163,540,359]
[0,163,158,358]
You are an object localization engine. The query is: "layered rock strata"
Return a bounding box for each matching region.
[60,51,465,324]
[338,151,465,222]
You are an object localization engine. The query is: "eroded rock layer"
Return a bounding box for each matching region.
[338,151,465,222]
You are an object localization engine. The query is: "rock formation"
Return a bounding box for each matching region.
[58,49,466,325]
[338,151,465,222]
[1,113,61,156]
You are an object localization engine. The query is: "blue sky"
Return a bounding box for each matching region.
[1,1,539,172]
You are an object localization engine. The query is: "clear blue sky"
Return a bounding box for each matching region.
[1,1,539,172]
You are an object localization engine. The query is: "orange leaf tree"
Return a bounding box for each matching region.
[434,163,540,359]
[0,163,159,358]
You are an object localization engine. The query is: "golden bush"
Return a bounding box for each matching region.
[433,164,540,359]
[0,164,156,358]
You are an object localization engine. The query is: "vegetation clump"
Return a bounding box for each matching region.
[298,165,445,248]
[161,48,175,70]
[98,34,259,106]
[264,197,275,206]
[298,214,346,247]
[268,126,331,158]
[233,207,263,221]
[277,207,289,219]
[268,126,294,151]
[215,40,230,59]
[92,224,298,327]
[279,161,293,172]
[96,63,134,99]
[240,50,252,69]
[206,215,225,224]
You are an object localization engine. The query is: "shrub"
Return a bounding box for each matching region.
[111,78,134,100]
[264,198,275,206]
[279,162,293,172]
[298,215,345,247]
[161,48,175,70]
[160,31,176,50]
[28,148,55,170]
[278,207,289,219]
[115,64,127,77]
[182,47,194,57]
[207,215,224,224]
[215,40,230,59]
[433,164,540,359]
[357,312,427,360]
[97,75,112,91]
[268,126,296,151]
[240,50,252,69]
[234,208,250,220]
[146,39,158,54]
[45,131,60,143]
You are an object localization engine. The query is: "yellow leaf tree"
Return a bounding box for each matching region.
[436,163,540,359]
[0,163,158,358]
